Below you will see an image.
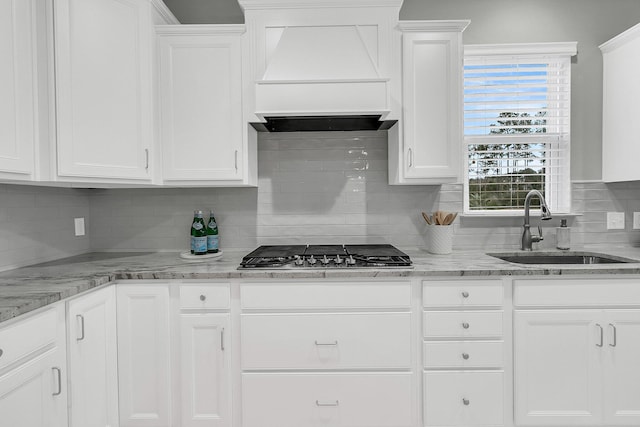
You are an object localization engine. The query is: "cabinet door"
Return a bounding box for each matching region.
[180,313,231,427]
[0,348,67,427]
[53,0,153,181]
[0,0,36,178]
[117,285,171,427]
[399,30,463,183]
[67,286,118,427]
[514,310,603,426]
[158,30,244,183]
[603,310,640,425]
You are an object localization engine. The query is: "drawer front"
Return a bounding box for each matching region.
[515,278,640,307]
[242,372,414,427]
[0,307,59,370]
[424,311,503,338]
[179,284,230,310]
[424,371,504,426]
[241,281,411,310]
[424,341,504,369]
[242,313,411,369]
[423,281,504,308]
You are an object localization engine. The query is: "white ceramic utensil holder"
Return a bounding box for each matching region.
[428,225,453,254]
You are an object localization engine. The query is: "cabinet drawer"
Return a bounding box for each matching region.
[179,284,230,310]
[424,311,503,338]
[423,281,504,308]
[0,307,59,371]
[241,282,410,310]
[514,278,640,307]
[424,341,504,369]
[242,313,411,369]
[424,371,504,426]
[242,372,414,427]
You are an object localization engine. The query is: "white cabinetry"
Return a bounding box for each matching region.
[0,0,37,181]
[601,23,640,182]
[514,278,640,426]
[178,283,232,427]
[240,280,415,427]
[0,305,67,427]
[389,21,468,185]
[422,279,507,427]
[117,284,171,427]
[157,26,256,186]
[67,286,118,427]
[52,0,160,183]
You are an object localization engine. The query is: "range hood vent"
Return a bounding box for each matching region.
[239,0,403,126]
[251,115,397,132]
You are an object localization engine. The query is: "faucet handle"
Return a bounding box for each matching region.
[538,225,543,239]
[531,225,544,243]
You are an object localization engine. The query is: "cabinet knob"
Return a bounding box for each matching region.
[462,291,469,298]
[462,353,470,360]
[462,322,470,329]
[199,294,206,301]
[462,398,470,406]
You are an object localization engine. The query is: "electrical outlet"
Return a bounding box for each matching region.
[607,212,625,230]
[634,212,640,230]
[74,217,85,236]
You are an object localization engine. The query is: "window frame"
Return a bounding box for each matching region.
[462,42,577,216]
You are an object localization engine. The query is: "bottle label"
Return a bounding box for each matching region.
[207,235,219,251]
[192,222,204,231]
[208,220,217,228]
[193,236,207,254]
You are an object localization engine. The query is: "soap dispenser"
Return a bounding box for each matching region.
[556,219,570,250]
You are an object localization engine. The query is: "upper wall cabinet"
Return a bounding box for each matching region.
[53,0,156,183]
[0,0,37,181]
[389,21,469,185]
[157,25,257,186]
[601,23,640,183]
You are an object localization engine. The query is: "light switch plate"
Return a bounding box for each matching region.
[74,217,85,236]
[607,212,625,230]
[634,212,640,230]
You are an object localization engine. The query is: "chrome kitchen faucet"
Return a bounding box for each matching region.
[521,190,552,251]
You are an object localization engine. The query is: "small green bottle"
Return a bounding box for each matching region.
[206,210,219,253]
[191,210,207,255]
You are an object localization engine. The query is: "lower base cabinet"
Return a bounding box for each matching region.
[0,306,67,427]
[424,371,504,427]
[242,373,414,427]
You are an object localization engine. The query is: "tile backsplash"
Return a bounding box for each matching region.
[2,130,640,270]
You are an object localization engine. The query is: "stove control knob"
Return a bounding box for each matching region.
[347,255,356,266]
[294,255,304,266]
[308,255,317,265]
[321,255,330,265]
[334,254,343,264]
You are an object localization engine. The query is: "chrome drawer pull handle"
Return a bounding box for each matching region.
[200,294,206,301]
[315,340,338,346]
[0,349,4,358]
[316,400,339,407]
[596,323,604,347]
[609,323,617,347]
[76,315,85,341]
[462,398,470,406]
[462,353,470,360]
[221,328,225,351]
[462,291,469,298]
[462,322,470,329]
[52,367,62,396]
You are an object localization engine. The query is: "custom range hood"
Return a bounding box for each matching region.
[238,0,403,132]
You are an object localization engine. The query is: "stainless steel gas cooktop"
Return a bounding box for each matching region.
[238,244,412,269]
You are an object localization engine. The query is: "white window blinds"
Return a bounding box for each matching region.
[463,43,577,214]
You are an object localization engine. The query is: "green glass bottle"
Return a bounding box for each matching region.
[191,210,207,255]
[206,210,219,253]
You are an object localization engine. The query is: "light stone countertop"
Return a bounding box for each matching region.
[2,246,640,323]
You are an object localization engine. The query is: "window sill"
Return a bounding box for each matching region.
[459,212,582,227]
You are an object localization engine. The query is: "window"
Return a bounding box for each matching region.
[463,43,577,215]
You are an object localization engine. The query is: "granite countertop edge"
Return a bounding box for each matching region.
[3,246,640,323]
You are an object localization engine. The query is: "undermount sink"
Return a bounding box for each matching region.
[488,251,636,265]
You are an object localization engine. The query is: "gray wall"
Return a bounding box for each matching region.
[400,0,640,181]
[165,0,640,181]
